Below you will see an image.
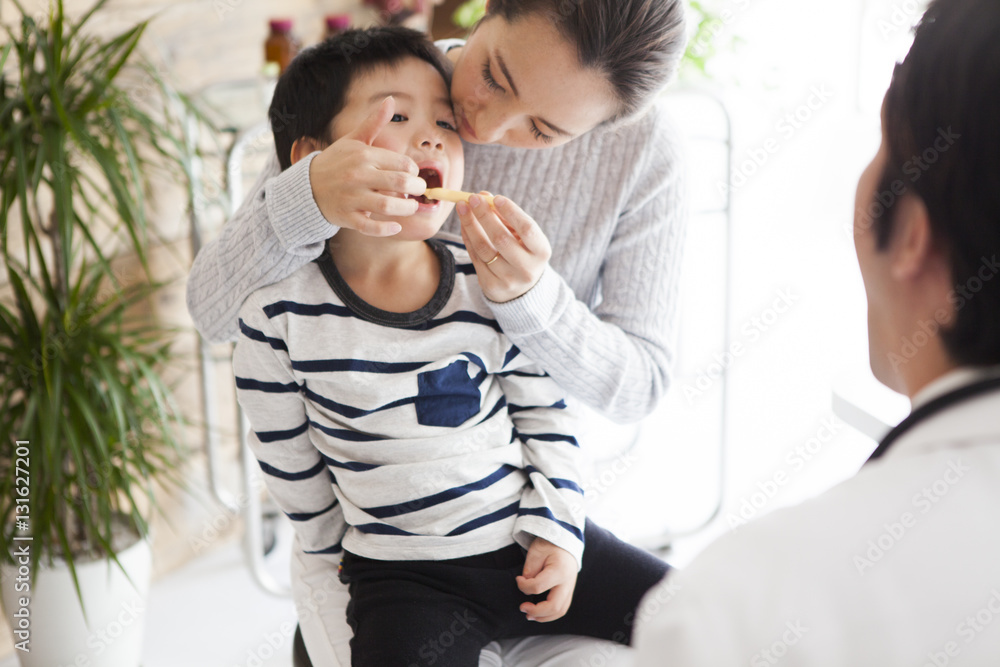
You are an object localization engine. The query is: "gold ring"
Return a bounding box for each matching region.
[485,253,501,266]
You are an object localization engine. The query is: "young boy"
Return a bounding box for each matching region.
[233,27,667,666]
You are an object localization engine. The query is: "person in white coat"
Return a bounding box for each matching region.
[633,0,1000,664]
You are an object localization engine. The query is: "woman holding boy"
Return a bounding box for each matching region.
[189,1,687,664]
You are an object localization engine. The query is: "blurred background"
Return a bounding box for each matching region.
[0,0,923,664]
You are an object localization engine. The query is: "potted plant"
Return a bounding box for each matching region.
[0,1,199,664]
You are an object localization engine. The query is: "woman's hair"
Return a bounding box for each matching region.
[269,26,451,171]
[873,0,1000,365]
[485,0,686,120]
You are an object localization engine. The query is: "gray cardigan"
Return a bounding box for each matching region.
[186,101,686,423]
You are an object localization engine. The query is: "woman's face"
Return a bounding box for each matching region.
[449,14,619,149]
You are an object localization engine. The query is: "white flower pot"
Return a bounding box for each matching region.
[1,533,152,667]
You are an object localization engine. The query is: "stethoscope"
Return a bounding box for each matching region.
[865,375,1000,464]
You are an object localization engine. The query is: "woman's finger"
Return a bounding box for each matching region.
[347,211,402,237]
[363,144,420,175]
[357,191,420,219]
[365,164,427,198]
[469,194,529,263]
[457,200,500,266]
[492,196,549,257]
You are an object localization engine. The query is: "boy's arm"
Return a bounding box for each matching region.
[496,351,586,568]
[233,292,347,562]
[497,352,585,622]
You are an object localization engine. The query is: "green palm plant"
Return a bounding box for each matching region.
[0,0,201,611]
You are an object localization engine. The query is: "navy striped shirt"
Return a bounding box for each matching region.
[233,236,585,566]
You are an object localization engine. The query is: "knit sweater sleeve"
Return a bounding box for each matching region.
[488,113,687,423]
[186,151,336,343]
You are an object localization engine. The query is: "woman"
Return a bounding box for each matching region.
[189,0,686,422]
[187,0,686,663]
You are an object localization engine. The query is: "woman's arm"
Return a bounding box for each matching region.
[187,152,332,343]
[186,98,425,343]
[459,119,686,423]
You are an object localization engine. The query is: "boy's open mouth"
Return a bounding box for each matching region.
[410,167,443,205]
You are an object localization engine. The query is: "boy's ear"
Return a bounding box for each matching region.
[290,137,326,166]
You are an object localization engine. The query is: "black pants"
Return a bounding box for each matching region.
[339,520,669,667]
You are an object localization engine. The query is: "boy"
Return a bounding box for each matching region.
[233,27,666,666]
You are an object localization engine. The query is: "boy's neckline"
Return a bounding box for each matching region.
[315,239,455,329]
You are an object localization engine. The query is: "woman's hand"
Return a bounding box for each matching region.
[457,193,552,303]
[308,96,427,236]
[516,537,578,622]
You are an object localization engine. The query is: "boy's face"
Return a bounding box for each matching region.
[331,57,465,240]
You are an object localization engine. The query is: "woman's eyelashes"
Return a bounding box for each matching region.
[530,120,553,143]
[482,57,553,144]
[482,59,504,93]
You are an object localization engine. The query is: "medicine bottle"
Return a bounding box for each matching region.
[264,19,300,75]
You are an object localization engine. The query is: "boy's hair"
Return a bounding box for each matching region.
[269,26,452,171]
[873,0,1000,366]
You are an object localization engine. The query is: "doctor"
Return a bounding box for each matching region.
[632,0,1000,663]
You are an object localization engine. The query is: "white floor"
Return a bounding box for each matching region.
[136,527,299,667]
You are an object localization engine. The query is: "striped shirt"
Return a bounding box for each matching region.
[233,236,586,567]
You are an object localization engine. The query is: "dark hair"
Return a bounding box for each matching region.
[485,0,687,120]
[873,0,1000,366]
[269,26,451,171]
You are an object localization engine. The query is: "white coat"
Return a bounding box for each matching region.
[632,367,1000,666]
